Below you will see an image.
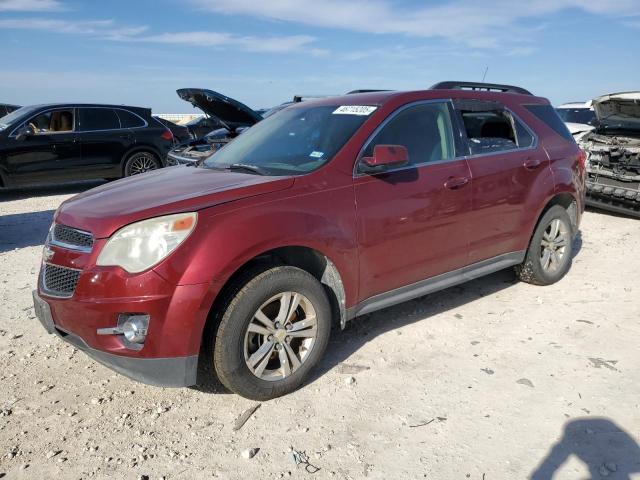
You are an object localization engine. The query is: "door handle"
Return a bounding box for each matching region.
[523,158,542,170]
[444,176,470,190]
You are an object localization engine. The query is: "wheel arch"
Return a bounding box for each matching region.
[540,191,579,233]
[528,191,579,248]
[204,245,347,336]
[193,245,348,388]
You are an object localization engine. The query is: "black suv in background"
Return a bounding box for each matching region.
[0,104,174,188]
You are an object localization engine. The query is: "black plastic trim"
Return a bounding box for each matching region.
[347,251,526,319]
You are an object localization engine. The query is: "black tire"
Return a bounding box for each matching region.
[123,151,161,177]
[515,205,574,285]
[207,266,332,400]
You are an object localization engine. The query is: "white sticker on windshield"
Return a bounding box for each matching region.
[332,105,377,116]
[309,151,324,158]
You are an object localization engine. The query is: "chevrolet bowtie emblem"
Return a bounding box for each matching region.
[43,246,54,262]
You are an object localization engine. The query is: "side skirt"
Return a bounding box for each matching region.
[346,251,525,320]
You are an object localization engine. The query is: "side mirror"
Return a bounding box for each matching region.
[15,125,34,141]
[362,144,409,172]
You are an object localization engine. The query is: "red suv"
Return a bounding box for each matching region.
[33,82,586,400]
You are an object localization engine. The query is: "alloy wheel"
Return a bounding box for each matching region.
[127,153,158,176]
[539,218,569,273]
[243,291,318,381]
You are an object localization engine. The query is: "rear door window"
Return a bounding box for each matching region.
[116,109,146,128]
[79,108,120,131]
[460,110,517,154]
[359,102,455,170]
[455,100,536,154]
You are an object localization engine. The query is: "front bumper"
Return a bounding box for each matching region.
[33,290,199,387]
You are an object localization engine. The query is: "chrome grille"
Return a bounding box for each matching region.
[51,224,93,250]
[42,264,81,298]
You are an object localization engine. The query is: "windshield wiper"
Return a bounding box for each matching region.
[227,163,267,175]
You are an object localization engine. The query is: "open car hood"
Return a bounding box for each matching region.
[591,91,640,133]
[176,88,263,131]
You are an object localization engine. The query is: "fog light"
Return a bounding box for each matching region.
[97,314,149,349]
[120,314,149,344]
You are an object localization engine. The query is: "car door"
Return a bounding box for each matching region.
[353,100,472,302]
[78,107,131,178]
[4,107,82,185]
[452,99,544,263]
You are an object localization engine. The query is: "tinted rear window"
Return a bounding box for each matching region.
[525,104,573,141]
[79,108,120,131]
[116,109,146,128]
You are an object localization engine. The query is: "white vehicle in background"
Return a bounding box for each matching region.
[578,91,640,217]
[555,101,596,140]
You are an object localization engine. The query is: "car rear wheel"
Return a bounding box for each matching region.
[209,266,332,400]
[515,205,574,285]
[124,151,160,177]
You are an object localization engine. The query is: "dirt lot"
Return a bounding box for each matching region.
[1,183,639,480]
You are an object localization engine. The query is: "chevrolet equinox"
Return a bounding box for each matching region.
[33,82,586,400]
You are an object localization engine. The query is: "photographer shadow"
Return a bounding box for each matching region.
[530,417,640,479]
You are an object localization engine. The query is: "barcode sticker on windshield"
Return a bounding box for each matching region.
[333,106,377,115]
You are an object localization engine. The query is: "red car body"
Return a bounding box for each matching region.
[34,87,585,387]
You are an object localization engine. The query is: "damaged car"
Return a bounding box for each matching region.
[166,88,263,166]
[579,92,640,218]
[556,101,596,140]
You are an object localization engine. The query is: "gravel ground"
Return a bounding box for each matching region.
[1,182,639,480]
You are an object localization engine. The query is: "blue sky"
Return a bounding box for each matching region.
[1,0,639,112]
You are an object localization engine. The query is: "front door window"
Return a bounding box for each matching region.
[27,109,75,134]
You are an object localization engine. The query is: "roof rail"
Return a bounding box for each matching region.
[346,89,392,94]
[292,94,330,103]
[430,81,533,95]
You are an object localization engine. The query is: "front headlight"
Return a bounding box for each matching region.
[96,212,197,273]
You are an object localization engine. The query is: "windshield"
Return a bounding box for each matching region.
[555,107,596,126]
[0,105,40,131]
[202,105,373,175]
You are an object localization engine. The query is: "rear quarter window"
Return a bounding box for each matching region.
[525,104,573,141]
[116,109,146,128]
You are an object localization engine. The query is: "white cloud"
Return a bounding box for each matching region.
[0,16,325,55]
[134,31,324,54]
[0,17,148,37]
[0,0,62,11]
[191,0,640,47]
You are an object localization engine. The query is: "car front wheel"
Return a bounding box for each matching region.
[210,266,332,400]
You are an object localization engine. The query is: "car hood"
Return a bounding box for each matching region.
[176,88,263,131]
[55,167,294,238]
[591,91,640,133]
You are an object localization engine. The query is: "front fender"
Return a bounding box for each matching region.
[153,180,359,305]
